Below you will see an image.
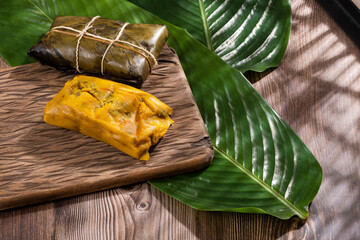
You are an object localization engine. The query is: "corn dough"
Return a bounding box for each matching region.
[44,75,173,160]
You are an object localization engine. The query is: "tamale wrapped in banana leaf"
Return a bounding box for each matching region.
[28,16,169,85]
[44,75,174,160]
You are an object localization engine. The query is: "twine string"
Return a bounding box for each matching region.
[76,15,100,72]
[100,22,129,75]
[51,16,157,74]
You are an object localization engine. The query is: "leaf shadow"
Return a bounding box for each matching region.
[244,67,276,84]
[250,0,360,239]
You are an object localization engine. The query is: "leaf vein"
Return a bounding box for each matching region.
[27,0,52,21]
[214,145,306,219]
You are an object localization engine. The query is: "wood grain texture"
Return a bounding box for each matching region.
[0,60,8,69]
[0,0,359,239]
[0,45,213,211]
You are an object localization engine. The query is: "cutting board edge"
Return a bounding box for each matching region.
[0,139,213,212]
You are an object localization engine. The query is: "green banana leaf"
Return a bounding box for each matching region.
[0,0,322,219]
[128,0,291,72]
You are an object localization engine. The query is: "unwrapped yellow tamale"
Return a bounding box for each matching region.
[44,75,173,160]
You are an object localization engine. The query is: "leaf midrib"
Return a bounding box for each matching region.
[198,0,213,51]
[27,0,52,21]
[213,145,306,219]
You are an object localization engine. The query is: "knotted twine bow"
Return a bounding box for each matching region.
[51,16,157,74]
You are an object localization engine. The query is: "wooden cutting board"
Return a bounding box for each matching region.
[0,46,213,211]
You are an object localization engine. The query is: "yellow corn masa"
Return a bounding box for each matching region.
[44,75,173,160]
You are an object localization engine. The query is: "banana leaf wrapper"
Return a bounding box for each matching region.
[28,16,169,85]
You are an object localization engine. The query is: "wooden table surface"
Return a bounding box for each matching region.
[0,0,359,239]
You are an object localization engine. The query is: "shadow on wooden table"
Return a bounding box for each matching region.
[253,0,360,239]
[244,67,276,84]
